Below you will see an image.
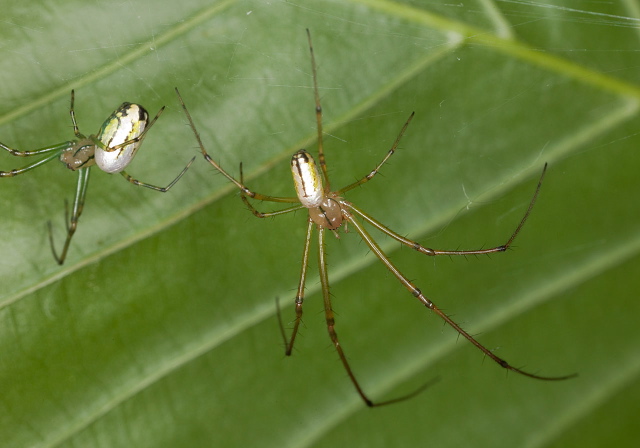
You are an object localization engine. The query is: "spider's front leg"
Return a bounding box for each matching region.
[238,163,304,218]
[0,141,73,158]
[0,141,74,177]
[176,88,299,205]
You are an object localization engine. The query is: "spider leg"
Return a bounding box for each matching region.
[0,141,71,159]
[317,226,372,402]
[345,163,548,256]
[49,166,91,264]
[344,210,576,382]
[280,218,314,354]
[69,90,82,138]
[241,197,306,218]
[337,112,415,195]
[176,88,298,204]
[305,29,330,192]
[0,150,64,177]
[118,155,195,192]
[318,226,436,407]
[238,162,304,218]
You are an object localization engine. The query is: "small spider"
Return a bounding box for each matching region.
[177,30,575,407]
[0,91,195,265]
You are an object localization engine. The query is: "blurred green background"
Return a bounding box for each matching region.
[0,0,638,447]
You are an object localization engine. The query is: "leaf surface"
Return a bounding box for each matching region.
[0,1,639,447]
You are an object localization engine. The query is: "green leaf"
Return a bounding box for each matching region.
[1,0,639,447]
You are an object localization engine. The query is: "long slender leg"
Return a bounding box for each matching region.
[336,112,415,195]
[280,218,314,355]
[69,90,82,137]
[175,88,298,204]
[344,163,548,256]
[317,226,371,402]
[239,163,305,218]
[49,167,91,265]
[0,141,71,158]
[344,210,576,381]
[0,151,64,177]
[118,155,195,192]
[317,226,435,407]
[241,196,306,218]
[305,29,330,192]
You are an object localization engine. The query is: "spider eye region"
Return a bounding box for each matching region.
[291,149,324,208]
[95,103,149,173]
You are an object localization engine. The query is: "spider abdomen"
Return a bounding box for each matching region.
[291,149,324,208]
[95,103,149,173]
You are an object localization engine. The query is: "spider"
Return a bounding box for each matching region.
[176,30,575,407]
[0,90,195,265]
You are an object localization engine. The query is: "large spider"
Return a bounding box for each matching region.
[176,30,574,406]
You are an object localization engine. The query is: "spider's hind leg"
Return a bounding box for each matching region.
[48,166,90,265]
